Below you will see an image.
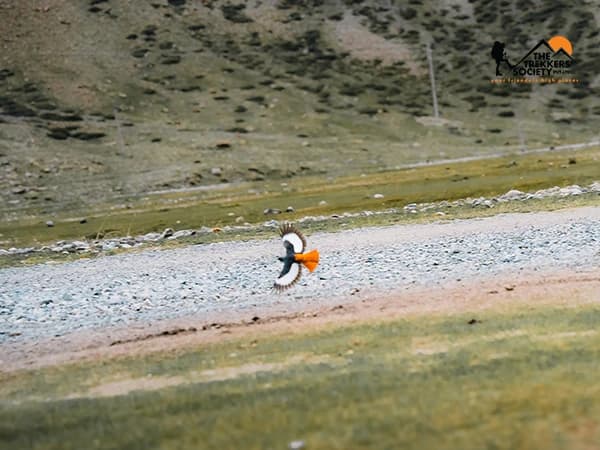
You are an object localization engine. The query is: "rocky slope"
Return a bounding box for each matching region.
[1,0,599,217]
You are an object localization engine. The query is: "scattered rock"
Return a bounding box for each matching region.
[161,55,181,65]
[499,189,524,201]
[47,129,70,140]
[40,112,83,121]
[471,198,493,208]
[0,69,14,81]
[71,131,106,141]
[73,241,90,251]
[11,186,27,195]
[221,3,253,23]
[559,185,583,196]
[264,208,281,215]
[359,107,378,116]
[143,232,161,241]
[246,95,265,103]
[286,206,295,213]
[373,193,384,199]
[141,25,157,36]
[46,220,54,227]
[131,48,149,58]
[172,230,194,239]
[226,127,247,134]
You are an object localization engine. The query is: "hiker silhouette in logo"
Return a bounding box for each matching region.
[491,41,514,76]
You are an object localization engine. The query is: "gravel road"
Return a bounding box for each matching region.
[1,207,599,345]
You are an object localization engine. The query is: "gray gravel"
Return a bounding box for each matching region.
[1,207,599,344]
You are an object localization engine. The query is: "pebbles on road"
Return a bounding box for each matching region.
[0,207,599,344]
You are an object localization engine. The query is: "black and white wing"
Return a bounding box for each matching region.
[279,223,306,253]
[274,259,302,291]
[274,242,302,291]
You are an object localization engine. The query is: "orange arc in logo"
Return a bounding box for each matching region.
[548,35,573,56]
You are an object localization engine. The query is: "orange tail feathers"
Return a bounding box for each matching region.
[294,249,320,272]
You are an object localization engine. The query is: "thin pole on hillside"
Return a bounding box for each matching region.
[426,42,439,118]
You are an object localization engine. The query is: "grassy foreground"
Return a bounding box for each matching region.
[2,303,600,449]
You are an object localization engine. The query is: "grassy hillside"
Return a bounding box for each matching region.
[1,0,599,220]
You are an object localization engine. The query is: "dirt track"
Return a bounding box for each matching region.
[0,207,600,367]
[1,206,599,372]
[2,269,599,373]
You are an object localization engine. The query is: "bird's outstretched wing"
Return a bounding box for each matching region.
[279,223,306,253]
[274,260,302,291]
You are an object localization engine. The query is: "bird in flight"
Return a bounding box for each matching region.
[274,223,320,291]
